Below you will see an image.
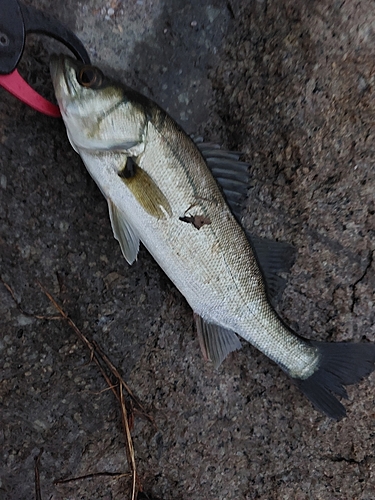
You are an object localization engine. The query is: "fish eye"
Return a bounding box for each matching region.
[77,65,103,89]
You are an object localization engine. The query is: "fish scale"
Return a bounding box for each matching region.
[50,54,375,420]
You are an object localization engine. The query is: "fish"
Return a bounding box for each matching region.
[50,54,375,420]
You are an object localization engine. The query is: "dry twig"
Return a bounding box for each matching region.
[36,280,149,500]
[2,277,153,500]
[0,276,60,320]
[34,448,44,500]
[54,471,130,484]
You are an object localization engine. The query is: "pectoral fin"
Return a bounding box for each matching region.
[194,313,242,368]
[119,158,172,219]
[108,199,140,264]
[103,141,144,154]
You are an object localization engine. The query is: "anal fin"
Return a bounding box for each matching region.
[194,313,241,368]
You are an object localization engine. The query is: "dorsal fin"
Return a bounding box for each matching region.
[196,141,250,222]
[196,140,296,304]
[249,235,296,305]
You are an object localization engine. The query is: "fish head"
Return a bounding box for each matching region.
[50,54,147,155]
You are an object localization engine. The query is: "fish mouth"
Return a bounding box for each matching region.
[50,54,81,102]
[49,54,63,85]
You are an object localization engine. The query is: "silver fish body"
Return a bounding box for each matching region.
[51,55,375,420]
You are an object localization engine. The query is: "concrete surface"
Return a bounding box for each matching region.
[1,0,375,499]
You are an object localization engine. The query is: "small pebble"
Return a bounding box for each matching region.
[0,174,7,189]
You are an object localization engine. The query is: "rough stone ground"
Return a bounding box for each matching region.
[1,0,375,499]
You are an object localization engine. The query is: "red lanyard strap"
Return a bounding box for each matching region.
[0,69,61,117]
[0,0,90,117]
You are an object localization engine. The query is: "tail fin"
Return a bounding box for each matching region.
[295,341,375,420]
